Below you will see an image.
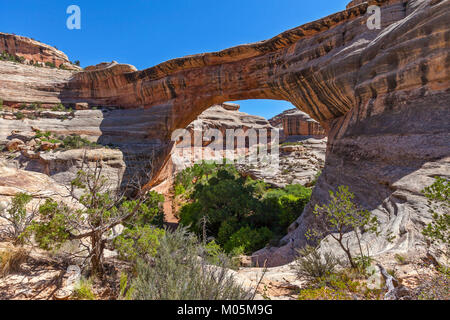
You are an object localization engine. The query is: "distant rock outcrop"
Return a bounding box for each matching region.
[269,109,326,140]
[0,32,80,70]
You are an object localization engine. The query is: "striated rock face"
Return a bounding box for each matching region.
[239,137,327,189]
[0,33,80,70]
[1,0,449,266]
[0,109,160,189]
[282,111,325,137]
[0,61,74,105]
[152,102,274,188]
[270,108,326,139]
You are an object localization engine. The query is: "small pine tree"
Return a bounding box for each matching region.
[0,193,35,245]
[308,186,380,270]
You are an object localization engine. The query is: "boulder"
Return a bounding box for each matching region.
[5,138,24,151]
[39,141,56,151]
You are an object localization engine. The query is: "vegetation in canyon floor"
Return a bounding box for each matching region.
[176,161,312,255]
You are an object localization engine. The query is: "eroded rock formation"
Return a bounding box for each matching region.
[0,0,449,266]
[270,108,326,139]
[0,32,80,70]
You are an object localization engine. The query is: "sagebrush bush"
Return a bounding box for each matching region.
[130,227,252,300]
[294,245,339,281]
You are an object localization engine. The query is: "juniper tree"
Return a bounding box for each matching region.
[0,193,35,245]
[422,177,449,259]
[308,186,380,270]
[26,157,164,276]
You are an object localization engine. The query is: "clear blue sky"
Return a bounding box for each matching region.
[1,0,349,119]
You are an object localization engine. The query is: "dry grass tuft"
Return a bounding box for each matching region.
[0,246,29,277]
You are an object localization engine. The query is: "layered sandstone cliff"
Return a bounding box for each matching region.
[0,32,80,70]
[270,108,326,139]
[0,0,449,266]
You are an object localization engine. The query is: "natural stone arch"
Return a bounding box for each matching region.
[61,0,449,266]
[0,0,447,266]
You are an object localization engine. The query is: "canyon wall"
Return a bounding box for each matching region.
[0,0,449,266]
[0,32,79,70]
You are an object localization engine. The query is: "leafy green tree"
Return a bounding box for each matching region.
[180,169,259,237]
[422,177,449,258]
[224,226,273,254]
[309,186,380,270]
[113,226,165,263]
[178,162,312,254]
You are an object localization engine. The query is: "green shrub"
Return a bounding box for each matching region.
[61,134,100,149]
[113,226,165,263]
[297,270,383,300]
[278,193,309,230]
[51,103,67,112]
[224,226,272,254]
[217,217,240,247]
[0,51,26,64]
[177,162,312,254]
[0,193,33,244]
[45,61,56,68]
[309,186,380,270]
[294,245,339,281]
[14,112,25,120]
[179,202,203,234]
[73,278,96,300]
[34,130,52,139]
[174,184,185,196]
[130,227,252,300]
[27,199,71,251]
[203,240,226,265]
